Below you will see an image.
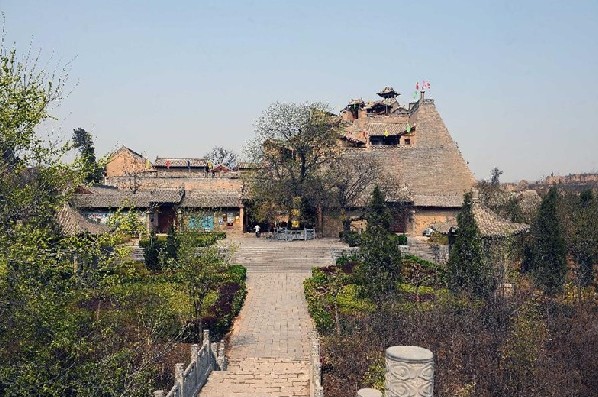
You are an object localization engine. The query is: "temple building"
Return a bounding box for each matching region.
[323,86,477,236]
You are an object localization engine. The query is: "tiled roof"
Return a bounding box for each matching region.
[56,205,109,235]
[154,158,207,168]
[72,185,243,210]
[413,195,464,208]
[430,202,529,238]
[110,146,144,160]
[377,86,399,96]
[472,203,529,237]
[71,189,184,208]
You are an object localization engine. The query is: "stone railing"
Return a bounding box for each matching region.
[357,346,433,397]
[309,331,324,397]
[273,227,316,241]
[153,330,225,397]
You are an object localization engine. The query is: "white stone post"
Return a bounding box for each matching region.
[190,343,199,363]
[175,362,185,393]
[385,346,434,397]
[153,391,165,397]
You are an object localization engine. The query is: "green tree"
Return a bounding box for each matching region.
[447,192,493,299]
[525,187,567,295]
[356,186,402,305]
[177,233,230,341]
[246,102,340,228]
[72,127,103,184]
[560,189,597,291]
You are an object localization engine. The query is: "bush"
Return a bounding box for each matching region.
[180,231,226,247]
[397,234,408,245]
[204,264,247,340]
[428,231,448,245]
[341,231,361,247]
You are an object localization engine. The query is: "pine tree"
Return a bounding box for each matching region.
[357,186,402,304]
[527,187,567,295]
[447,192,493,299]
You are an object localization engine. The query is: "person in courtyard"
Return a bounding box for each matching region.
[254,224,260,238]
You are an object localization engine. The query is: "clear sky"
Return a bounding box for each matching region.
[2,0,597,182]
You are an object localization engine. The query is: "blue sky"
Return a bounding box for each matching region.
[2,0,597,181]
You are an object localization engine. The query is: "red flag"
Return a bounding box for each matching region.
[415,82,420,91]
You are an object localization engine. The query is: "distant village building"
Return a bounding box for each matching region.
[105,146,148,177]
[323,87,476,237]
[72,150,245,234]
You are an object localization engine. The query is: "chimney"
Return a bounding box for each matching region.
[471,188,479,203]
[420,90,425,102]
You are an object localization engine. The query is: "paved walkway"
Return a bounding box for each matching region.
[199,236,346,397]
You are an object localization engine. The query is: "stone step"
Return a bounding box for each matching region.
[200,358,310,397]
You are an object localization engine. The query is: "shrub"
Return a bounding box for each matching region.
[397,234,408,245]
[341,231,361,247]
[428,231,448,245]
[179,231,226,247]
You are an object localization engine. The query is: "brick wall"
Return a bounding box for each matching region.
[106,150,147,177]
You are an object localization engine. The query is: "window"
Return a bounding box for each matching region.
[404,138,411,145]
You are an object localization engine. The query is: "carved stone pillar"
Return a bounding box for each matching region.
[385,346,434,397]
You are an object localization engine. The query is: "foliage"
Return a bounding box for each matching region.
[0,41,245,395]
[204,146,238,169]
[401,254,447,289]
[340,230,360,247]
[447,192,494,299]
[355,186,402,305]
[72,127,103,184]
[141,231,163,272]
[106,207,144,239]
[304,263,373,334]
[318,295,598,397]
[325,154,382,233]
[559,189,598,289]
[397,233,408,245]
[525,187,567,295]
[427,231,448,245]
[245,102,341,227]
[176,233,234,341]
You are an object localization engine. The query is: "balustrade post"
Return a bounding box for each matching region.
[153,391,165,397]
[190,343,199,363]
[385,346,433,397]
[175,362,185,393]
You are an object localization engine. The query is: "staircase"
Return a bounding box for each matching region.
[229,240,339,272]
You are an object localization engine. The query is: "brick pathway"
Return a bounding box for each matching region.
[199,237,346,397]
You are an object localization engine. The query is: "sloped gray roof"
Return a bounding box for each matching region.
[72,189,184,208]
[154,158,207,168]
[431,202,529,238]
[57,205,109,235]
[472,203,529,237]
[413,195,464,208]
